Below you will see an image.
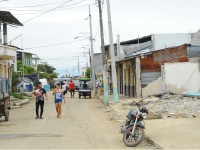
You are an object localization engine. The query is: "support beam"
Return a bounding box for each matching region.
[3,23,7,45]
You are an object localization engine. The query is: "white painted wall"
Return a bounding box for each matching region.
[163,62,199,93]
[153,33,191,51]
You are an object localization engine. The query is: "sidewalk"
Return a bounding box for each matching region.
[97,94,200,149]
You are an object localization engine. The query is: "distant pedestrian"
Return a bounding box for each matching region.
[53,83,66,118]
[34,82,48,119]
[62,82,67,95]
[69,80,75,98]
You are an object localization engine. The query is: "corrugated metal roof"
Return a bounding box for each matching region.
[0,11,23,26]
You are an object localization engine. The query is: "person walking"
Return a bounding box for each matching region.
[53,83,66,118]
[69,80,75,98]
[62,82,67,95]
[34,82,48,119]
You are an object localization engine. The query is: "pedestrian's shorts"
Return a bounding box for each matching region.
[55,99,62,103]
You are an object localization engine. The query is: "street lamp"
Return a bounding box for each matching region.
[0,0,9,2]
[8,34,25,82]
[74,36,95,41]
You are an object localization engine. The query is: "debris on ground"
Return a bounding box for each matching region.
[146,94,200,119]
[107,93,200,120]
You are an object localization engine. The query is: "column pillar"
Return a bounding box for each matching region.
[3,23,7,45]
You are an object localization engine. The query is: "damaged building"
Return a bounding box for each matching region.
[105,30,200,98]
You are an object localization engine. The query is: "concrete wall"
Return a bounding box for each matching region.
[153,33,190,51]
[163,62,199,93]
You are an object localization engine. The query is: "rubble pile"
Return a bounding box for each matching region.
[143,94,200,119]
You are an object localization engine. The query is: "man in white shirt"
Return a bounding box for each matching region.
[62,83,67,95]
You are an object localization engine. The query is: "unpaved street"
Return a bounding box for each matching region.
[0,92,153,149]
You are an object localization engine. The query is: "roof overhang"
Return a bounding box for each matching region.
[0,11,23,26]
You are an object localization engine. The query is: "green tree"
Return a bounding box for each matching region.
[85,67,91,78]
[37,63,58,81]
[17,60,23,72]
[12,71,20,92]
[17,60,36,75]
[37,63,56,74]
[24,66,36,74]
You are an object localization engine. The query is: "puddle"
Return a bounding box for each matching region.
[0,134,62,139]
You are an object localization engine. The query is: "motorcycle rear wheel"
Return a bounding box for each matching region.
[123,126,144,147]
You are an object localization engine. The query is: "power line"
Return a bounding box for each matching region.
[25,39,87,49]
[14,3,95,15]
[3,0,89,12]
[0,0,68,8]
[22,0,74,24]
[43,52,85,60]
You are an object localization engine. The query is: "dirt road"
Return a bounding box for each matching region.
[0,92,153,149]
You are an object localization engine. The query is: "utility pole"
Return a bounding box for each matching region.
[89,5,96,94]
[106,0,118,103]
[97,0,109,105]
[67,67,68,77]
[117,34,121,94]
[78,56,80,76]
[117,34,120,57]
[21,34,24,82]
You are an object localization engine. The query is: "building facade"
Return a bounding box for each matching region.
[0,11,23,92]
[105,30,200,98]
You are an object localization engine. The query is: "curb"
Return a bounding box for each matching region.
[97,95,164,149]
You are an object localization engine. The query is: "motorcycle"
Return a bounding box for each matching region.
[120,102,148,147]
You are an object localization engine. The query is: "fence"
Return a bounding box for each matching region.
[0,78,8,92]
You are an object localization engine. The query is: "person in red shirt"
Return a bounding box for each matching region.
[69,80,75,98]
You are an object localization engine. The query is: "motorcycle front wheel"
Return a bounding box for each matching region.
[123,126,144,147]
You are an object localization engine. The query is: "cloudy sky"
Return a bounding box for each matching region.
[1,0,200,77]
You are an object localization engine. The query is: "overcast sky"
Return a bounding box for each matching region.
[1,0,200,77]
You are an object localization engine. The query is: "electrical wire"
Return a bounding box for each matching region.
[14,3,95,15]
[22,0,74,24]
[0,0,69,8]
[2,0,89,12]
[43,52,85,60]
[25,39,88,49]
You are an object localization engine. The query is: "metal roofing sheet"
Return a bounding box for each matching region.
[0,11,23,26]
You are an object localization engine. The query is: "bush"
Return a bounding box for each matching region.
[9,92,25,99]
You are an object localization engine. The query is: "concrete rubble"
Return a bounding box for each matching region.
[106,93,200,120]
